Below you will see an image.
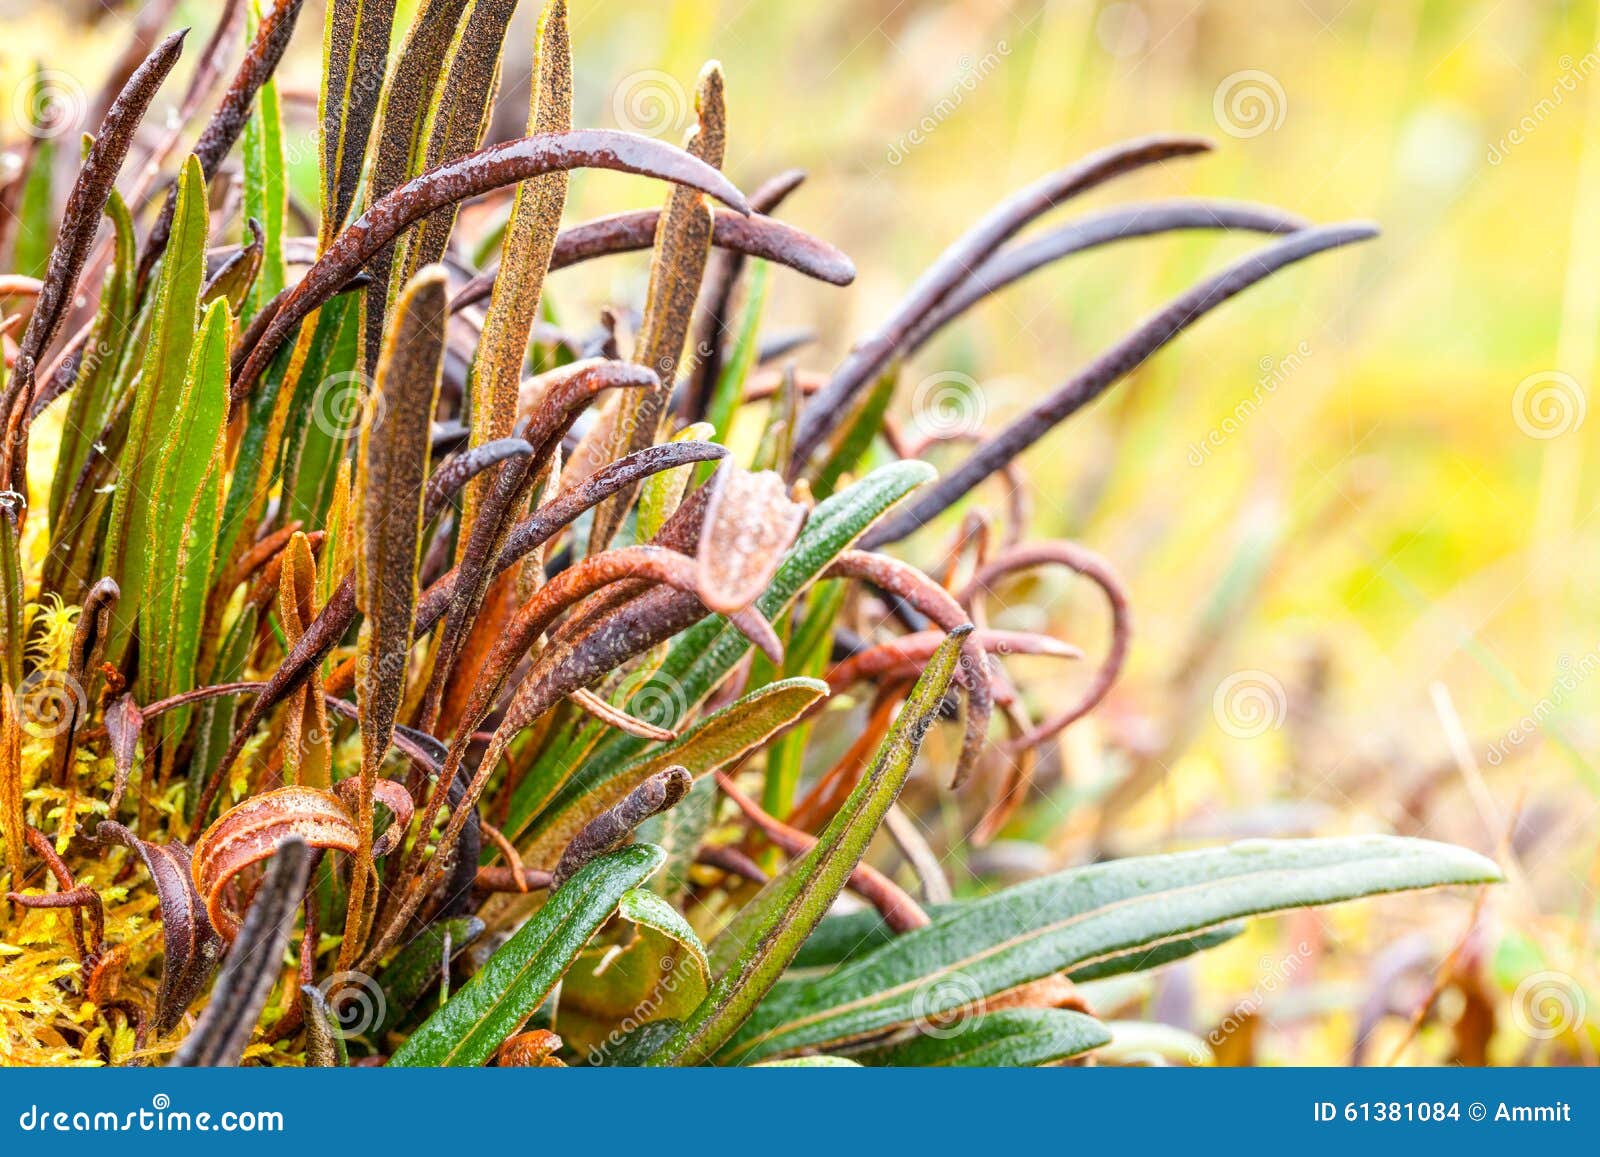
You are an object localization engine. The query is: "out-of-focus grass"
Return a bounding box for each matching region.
[4,0,1595,1064]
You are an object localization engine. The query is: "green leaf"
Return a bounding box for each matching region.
[649,627,969,1066]
[524,676,829,867]
[721,836,1501,1063]
[390,843,664,1067]
[852,1008,1111,1067]
[102,154,208,666]
[558,888,709,1058]
[811,365,897,499]
[507,459,935,841]
[762,578,847,816]
[141,299,232,759]
[277,292,361,530]
[12,78,56,277]
[703,258,768,469]
[375,916,485,1035]
[242,0,287,322]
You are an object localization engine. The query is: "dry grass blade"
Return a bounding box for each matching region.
[587,63,725,550]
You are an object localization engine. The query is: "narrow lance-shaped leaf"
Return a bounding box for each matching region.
[398,0,521,284]
[360,0,472,367]
[97,822,224,1034]
[102,154,209,667]
[460,0,572,547]
[277,531,331,787]
[318,0,397,248]
[141,298,232,768]
[720,835,1501,1062]
[588,63,724,551]
[389,843,664,1067]
[853,1008,1111,1067]
[0,30,186,499]
[648,626,970,1066]
[240,2,287,322]
[343,266,447,968]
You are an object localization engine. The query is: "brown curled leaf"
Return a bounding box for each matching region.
[97,821,223,1034]
[825,550,989,788]
[498,1029,567,1067]
[552,766,692,887]
[236,129,752,403]
[696,463,807,614]
[171,837,312,1067]
[103,695,143,813]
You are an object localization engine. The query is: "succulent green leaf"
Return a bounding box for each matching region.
[852,1008,1111,1067]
